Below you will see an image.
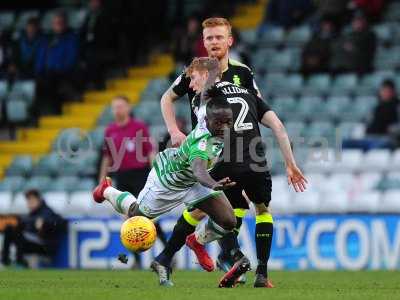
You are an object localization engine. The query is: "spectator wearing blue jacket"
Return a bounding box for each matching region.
[11,17,45,79]
[35,11,81,116]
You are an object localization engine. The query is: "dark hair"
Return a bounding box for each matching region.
[24,189,42,200]
[206,97,231,116]
[27,17,39,27]
[382,79,395,89]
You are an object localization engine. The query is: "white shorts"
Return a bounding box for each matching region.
[136,169,222,218]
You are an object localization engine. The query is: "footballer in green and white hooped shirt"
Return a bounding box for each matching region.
[93,93,239,256]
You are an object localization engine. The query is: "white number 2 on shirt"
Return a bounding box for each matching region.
[227,97,253,132]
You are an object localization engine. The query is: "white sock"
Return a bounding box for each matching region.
[103,187,136,215]
[195,219,229,245]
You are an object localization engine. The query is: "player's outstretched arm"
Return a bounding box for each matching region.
[261,111,308,192]
[160,85,186,147]
[191,158,235,190]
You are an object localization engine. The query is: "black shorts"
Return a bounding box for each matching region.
[113,167,151,197]
[210,168,272,209]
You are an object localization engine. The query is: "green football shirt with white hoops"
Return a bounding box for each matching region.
[153,123,223,192]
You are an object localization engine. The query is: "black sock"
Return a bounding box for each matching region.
[218,216,243,260]
[155,213,196,267]
[255,219,273,276]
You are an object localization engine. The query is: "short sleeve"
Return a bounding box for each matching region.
[256,95,271,122]
[171,72,190,97]
[242,69,260,96]
[188,137,209,163]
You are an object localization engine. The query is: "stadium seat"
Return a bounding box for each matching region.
[77,178,96,190]
[331,149,363,173]
[318,191,349,213]
[348,191,381,213]
[285,121,306,138]
[389,149,400,171]
[97,106,113,126]
[305,74,331,94]
[6,100,28,123]
[360,149,391,172]
[270,188,291,214]
[67,8,88,29]
[297,97,326,121]
[331,74,358,93]
[240,29,257,44]
[24,176,52,192]
[304,173,328,191]
[0,12,15,29]
[265,50,292,72]
[337,122,366,139]
[65,191,92,216]
[358,172,383,191]
[32,153,61,176]
[0,191,12,214]
[0,80,9,100]
[290,190,320,213]
[303,121,335,144]
[6,155,33,177]
[10,80,36,105]
[373,24,392,43]
[304,148,335,173]
[89,195,116,216]
[286,26,311,46]
[0,176,25,192]
[380,191,400,213]
[324,173,354,193]
[50,176,80,192]
[259,27,285,46]
[10,192,29,215]
[270,96,298,120]
[43,192,68,215]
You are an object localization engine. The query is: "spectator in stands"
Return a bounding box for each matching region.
[352,0,385,21]
[1,189,66,268]
[330,11,376,74]
[172,14,207,65]
[314,0,350,28]
[81,0,117,89]
[301,16,337,75]
[0,30,13,80]
[261,0,315,29]
[35,11,80,115]
[11,17,44,79]
[367,79,399,135]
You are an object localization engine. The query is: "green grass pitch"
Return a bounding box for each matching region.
[0,270,399,300]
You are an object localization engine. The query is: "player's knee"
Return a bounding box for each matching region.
[255,203,269,215]
[219,213,236,231]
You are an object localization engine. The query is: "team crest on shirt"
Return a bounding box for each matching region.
[233,75,241,86]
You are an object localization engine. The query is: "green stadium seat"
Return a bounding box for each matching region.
[97,106,113,126]
[50,176,79,192]
[304,121,335,144]
[271,96,298,120]
[265,50,292,72]
[325,96,352,119]
[240,29,257,44]
[297,96,325,120]
[0,80,9,100]
[306,74,331,94]
[331,74,358,92]
[67,8,88,29]
[77,178,96,190]
[0,176,25,192]
[259,27,285,46]
[286,26,311,46]
[24,176,52,192]
[6,100,28,123]
[6,155,33,177]
[285,121,306,138]
[32,153,62,176]
[373,24,392,43]
[0,12,15,29]
[10,80,36,105]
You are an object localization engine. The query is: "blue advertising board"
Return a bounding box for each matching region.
[54,215,400,270]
